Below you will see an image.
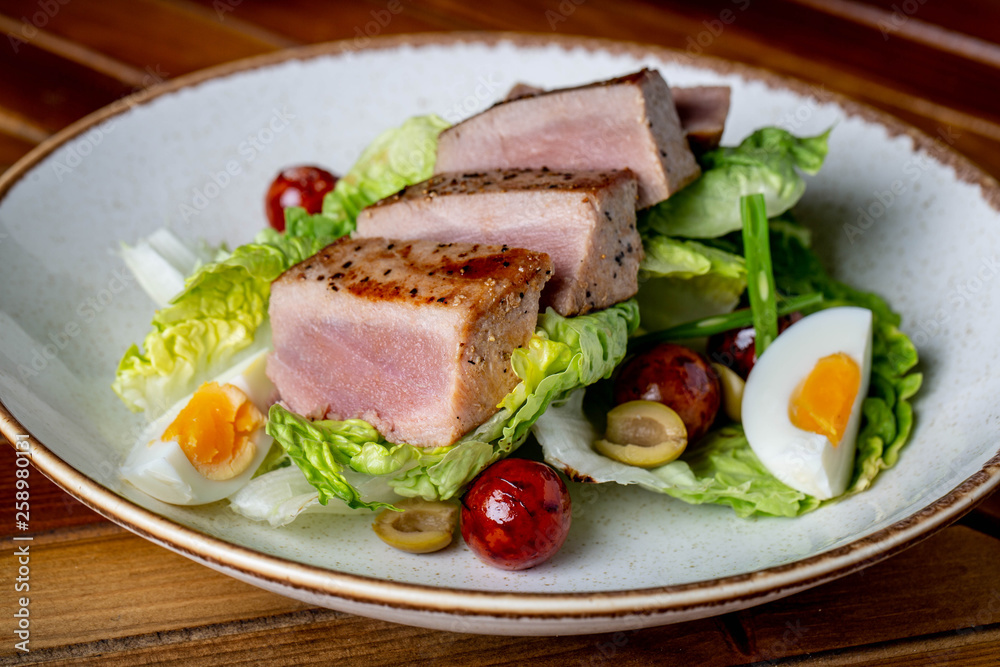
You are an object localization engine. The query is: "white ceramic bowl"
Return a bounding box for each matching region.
[2,34,999,636]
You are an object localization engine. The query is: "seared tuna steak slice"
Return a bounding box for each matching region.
[357,168,641,317]
[504,82,545,101]
[503,82,732,154]
[672,86,731,154]
[267,237,552,447]
[436,69,700,208]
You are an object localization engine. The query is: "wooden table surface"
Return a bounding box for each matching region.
[3,1,1000,664]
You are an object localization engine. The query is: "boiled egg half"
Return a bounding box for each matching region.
[121,349,277,505]
[741,307,872,500]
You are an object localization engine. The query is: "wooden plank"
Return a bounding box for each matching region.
[1,518,998,662]
[656,0,1000,124]
[0,105,50,145]
[0,13,149,87]
[787,0,1000,69]
[0,131,37,171]
[962,487,1000,536]
[852,0,1000,46]
[1,441,106,536]
[733,526,1000,661]
[0,529,311,655]
[0,0,285,78]
[26,612,744,666]
[182,0,468,43]
[0,41,125,133]
[0,526,742,665]
[777,625,1000,666]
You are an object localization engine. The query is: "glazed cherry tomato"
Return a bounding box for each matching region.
[460,459,572,571]
[706,312,803,379]
[613,343,721,443]
[265,165,338,231]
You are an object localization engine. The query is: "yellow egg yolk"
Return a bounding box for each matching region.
[788,353,861,446]
[162,382,264,480]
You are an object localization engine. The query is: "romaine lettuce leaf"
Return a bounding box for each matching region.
[256,300,640,515]
[264,405,421,511]
[643,127,830,239]
[230,465,398,526]
[284,114,450,238]
[112,229,338,416]
[635,233,747,330]
[119,228,220,308]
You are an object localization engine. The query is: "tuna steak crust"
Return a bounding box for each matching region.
[357,168,641,317]
[435,68,700,209]
[267,237,552,447]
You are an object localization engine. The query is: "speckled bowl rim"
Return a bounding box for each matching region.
[3,32,1000,626]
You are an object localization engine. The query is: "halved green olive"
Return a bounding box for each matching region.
[594,400,687,468]
[711,363,745,423]
[373,498,458,554]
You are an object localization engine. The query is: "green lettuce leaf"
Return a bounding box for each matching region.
[536,219,921,518]
[643,127,830,239]
[284,114,450,237]
[112,229,338,416]
[635,232,747,330]
[264,405,422,511]
[535,391,819,517]
[261,301,640,512]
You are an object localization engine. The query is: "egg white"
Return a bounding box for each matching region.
[120,349,277,505]
[741,307,873,500]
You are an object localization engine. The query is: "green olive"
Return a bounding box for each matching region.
[372,498,458,554]
[594,400,687,468]
[711,363,745,423]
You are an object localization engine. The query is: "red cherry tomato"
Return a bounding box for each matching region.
[265,165,338,231]
[460,459,572,571]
